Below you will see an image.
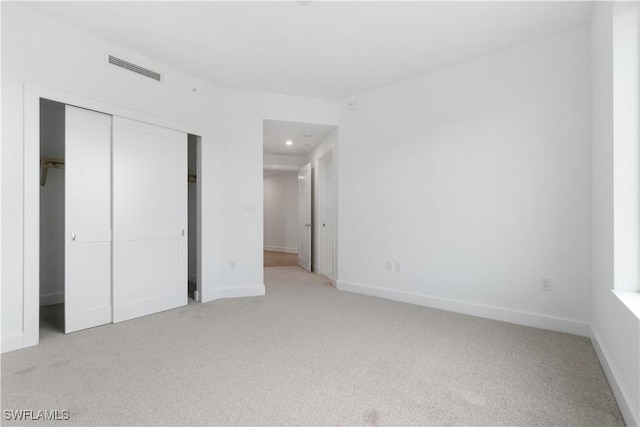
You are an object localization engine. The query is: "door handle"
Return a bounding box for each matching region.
[304,223,312,228]
[71,232,77,241]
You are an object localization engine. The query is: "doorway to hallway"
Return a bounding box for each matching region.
[262,119,338,278]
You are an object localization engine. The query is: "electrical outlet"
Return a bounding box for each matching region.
[394,262,401,273]
[229,260,236,270]
[541,278,552,291]
[386,261,392,271]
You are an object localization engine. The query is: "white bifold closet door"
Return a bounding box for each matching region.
[112,117,188,323]
[65,106,113,333]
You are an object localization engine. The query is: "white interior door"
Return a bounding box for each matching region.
[298,163,312,271]
[65,106,113,333]
[320,152,335,279]
[112,117,187,323]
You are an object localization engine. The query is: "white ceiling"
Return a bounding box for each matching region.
[23,1,594,99]
[264,120,336,156]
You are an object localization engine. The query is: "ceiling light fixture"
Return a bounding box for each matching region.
[286,140,293,146]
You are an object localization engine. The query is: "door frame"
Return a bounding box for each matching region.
[23,84,205,348]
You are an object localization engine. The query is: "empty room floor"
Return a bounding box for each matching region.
[1,267,623,426]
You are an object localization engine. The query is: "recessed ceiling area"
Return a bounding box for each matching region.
[263,120,336,156]
[22,1,594,99]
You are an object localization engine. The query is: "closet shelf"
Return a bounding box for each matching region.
[40,157,197,186]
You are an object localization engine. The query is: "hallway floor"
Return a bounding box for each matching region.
[264,250,298,267]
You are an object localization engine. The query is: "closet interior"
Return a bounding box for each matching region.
[187,134,198,301]
[39,98,66,335]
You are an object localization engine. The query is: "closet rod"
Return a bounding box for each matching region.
[40,157,64,187]
[40,157,197,186]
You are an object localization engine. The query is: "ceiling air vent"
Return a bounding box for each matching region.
[108,55,161,82]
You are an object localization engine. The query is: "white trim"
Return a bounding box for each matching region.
[337,280,591,337]
[24,85,40,349]
[208,285,266,300]
[40,292,64,306]
[1,333,24,354]
[264,246,298,254]
[21,83,206,353]
[591,327,639,427]
[613,289,640,319]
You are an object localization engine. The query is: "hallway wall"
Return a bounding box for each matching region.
[264,172,299,253]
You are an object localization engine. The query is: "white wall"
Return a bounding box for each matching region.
[337,27,592,336]
[39,99,65,305]
[264,172,298,253]
[591,3,640,426]
[1,3,338,352]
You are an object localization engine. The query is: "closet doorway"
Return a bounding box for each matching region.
[187,134,201,301]
[36,94,200,340]
[39,99,66,335]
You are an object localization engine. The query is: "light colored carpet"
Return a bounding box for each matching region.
[1,266,624,426]
[264,250,298,267]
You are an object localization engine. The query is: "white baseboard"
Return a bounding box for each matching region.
[591,327,639,427]
[40,292,64,306]
[207,285,266,301]
[337,280,591,337]
[1,332,24,354]
[264,246,298,254]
